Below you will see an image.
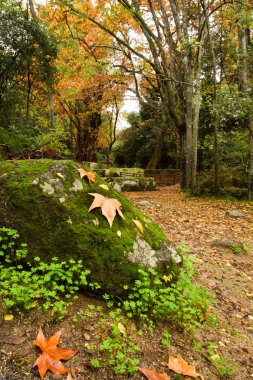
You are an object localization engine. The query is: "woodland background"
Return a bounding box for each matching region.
[0,0,252,198]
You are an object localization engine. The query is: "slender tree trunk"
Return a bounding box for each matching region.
[48,84,55,128]
[178,125,187,188]
[146,126,166,169]
[25,69,32,128]
[107,100,119,166]
[238,25,253,199]
[201,0,220,194]
[249,119,253,200]
[29,0,55,128]
[191,23,205,188]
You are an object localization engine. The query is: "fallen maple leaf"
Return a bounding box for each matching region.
[161,354,198,377]
[4,314,14,321]
[88,193,124,227]
[132,219,144,233]
[99,184,109,190]
[67,372,74,380]
[33,327,78,379]
[67,366,76,380]
[77,168,95,183]
[118,322,126,335]
[138,367,171,380]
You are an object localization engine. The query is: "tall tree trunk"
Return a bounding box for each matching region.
[146,126,166,169]
[249,119,253,200]
[48,84,55,128]
[201,0,220,194]
[146,109,172,169]
[28,0,55,128]
[25,69,32,128]
[238,25,253,199]
[191,21,205,189]
[107,100,119,166]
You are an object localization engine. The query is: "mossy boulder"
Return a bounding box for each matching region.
[0,160,181,294]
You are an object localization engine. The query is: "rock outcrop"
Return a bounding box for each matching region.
[0,160,181,294]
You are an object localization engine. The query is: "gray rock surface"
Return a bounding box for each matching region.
[226,210,245,218]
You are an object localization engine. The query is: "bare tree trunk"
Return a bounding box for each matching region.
[48,84,55,128]
[25,68,32,128]
[238,25,253,199]
[107,99,119,166]
[201,0,220,194]
[146,125,166,169]
[249,119,253,200]
[28,0,55,128]
[191,19,205,188]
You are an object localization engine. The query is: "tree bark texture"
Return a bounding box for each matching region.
[238,24,253,199]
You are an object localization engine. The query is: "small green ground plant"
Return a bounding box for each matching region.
[71,305,140,375]
[227,242,248,255]
[207,342,236,377]
[0,227,97,318]
[91,313,140,375]
[105,255,215,332]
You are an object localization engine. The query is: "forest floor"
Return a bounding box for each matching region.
[0,187,253,380]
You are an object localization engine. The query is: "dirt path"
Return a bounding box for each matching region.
[125,187,253,379]
[0,188,252,380]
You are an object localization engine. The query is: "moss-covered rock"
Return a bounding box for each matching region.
[0,160,181,294]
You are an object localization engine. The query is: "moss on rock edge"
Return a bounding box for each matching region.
[0,160,182,294]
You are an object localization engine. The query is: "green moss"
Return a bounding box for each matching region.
[0,159,180,294]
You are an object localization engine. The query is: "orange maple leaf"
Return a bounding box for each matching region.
[138,367,171,380]
[161,354,198,377]
[77,168,95,183]
[33,327,78,379]
[88,193,125,227]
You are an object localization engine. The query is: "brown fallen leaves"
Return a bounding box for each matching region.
[139,353,205,380]
[33,327,78,379]
[88,193,125,227]
[138,367,171,380]
[161,354,200,377]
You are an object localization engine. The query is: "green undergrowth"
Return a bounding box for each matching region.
[71,305,141,375]
[0,227,100,317]
[206,341,237,377]
[0,227,217,376]
[0,227,214,332]
[104,255,214,332]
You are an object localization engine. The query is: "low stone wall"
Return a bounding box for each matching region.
[144,169,181,186]
[105,176,156,192]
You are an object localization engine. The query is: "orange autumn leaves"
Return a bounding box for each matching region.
[138,353,205,380]
[77,168,95,184]
[77,167,124,227]
[32,328,205,380]
[139,367,171,380]
[33,328,78,379]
